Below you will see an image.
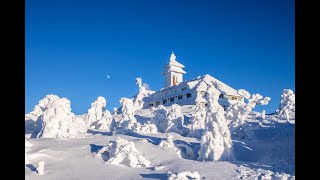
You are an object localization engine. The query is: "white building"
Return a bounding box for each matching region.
[142,52,244,110]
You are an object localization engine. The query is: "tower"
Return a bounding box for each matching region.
[162,52,186,87]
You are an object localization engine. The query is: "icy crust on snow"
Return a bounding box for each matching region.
[276,89,295,119]
[198,86,233,161]
[168,170,201,180]
[96,137,151,167]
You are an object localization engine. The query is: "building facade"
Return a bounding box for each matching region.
[142,52,244,110]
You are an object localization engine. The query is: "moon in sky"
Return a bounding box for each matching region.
[107,75,111,79]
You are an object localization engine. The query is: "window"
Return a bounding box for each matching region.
[169,97,174,102]
[200,91,206,97]
[187,93,192,98]
[181,87,187,91]
[163,99,167,104]
[219,94,224,98]
[178,95,183,100]
[149,103,153,107]
[231,96,237,100]
[175,90,177,93]
[156,101,160,106]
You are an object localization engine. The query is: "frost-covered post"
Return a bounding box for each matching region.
[198,86,233,161]
[37,161,45,175]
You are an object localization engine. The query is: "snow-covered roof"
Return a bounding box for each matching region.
[162,74,238,95]
[144,74,239,103]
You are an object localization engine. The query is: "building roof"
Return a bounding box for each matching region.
[144,74,239,102]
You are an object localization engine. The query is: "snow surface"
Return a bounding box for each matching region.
[25,89,294,179]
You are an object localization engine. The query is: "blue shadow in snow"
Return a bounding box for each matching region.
[124,131,162,145]
[90,144,104,153]
[140,173,167,179]
[87,129,113,136]
[26,164,37,172]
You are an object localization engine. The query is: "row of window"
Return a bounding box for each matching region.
[164,87,187,96]
[149,93,192,107]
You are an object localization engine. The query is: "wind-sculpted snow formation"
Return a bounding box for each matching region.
[198,86,233,161]
[95,137,151,167]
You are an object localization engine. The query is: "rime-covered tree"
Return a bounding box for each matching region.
[198,86,233,161]
[276,89,295,120]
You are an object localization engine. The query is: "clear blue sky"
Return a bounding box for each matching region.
[26,0,294,114]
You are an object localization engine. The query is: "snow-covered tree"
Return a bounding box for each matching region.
[150,105,169,133]
[25,94,60,137]
[166,104,185,134]
[276,89,295,119]
[198,86,233,161]
[95,137,151,167]
[85,96,115,131]
[36,96,78,138]
[132,77,155,111]
[189,102,206,138]
[150,104,185,134]
[96,110,116,131]
[86,96,107,127]
[226,89,271,132]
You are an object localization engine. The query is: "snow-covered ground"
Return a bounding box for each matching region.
[25,88,294,179]
[25,109,294,179]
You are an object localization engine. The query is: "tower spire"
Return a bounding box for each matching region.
[170,51,176,62]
